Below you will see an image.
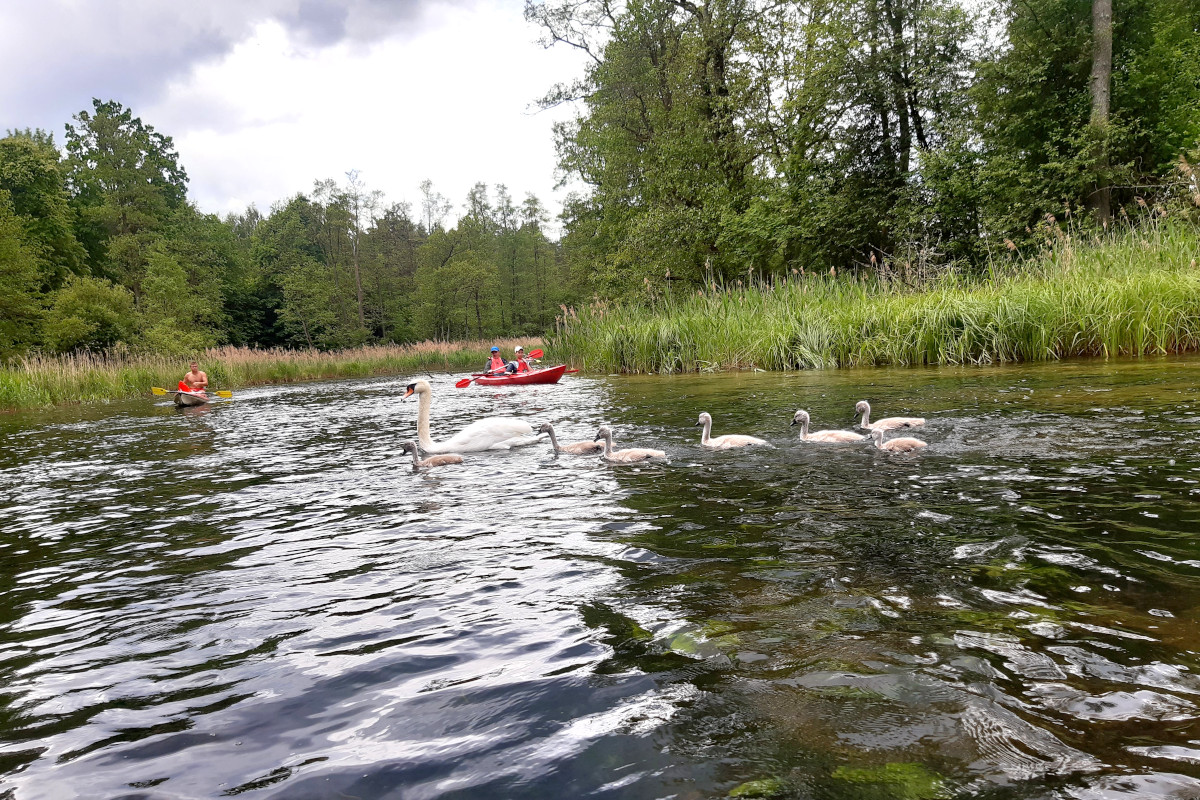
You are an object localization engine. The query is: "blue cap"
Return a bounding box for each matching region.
[491,346,499,352]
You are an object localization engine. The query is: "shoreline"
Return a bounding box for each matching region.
[0,339,542,412]
[550,224,1200,374]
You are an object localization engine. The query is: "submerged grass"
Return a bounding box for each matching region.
[552,223,1200,373]
[0,338,539,411]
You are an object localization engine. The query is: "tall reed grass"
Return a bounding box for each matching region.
[552,222,1200,373]
[0,339,540,410]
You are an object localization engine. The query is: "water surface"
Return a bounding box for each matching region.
[3,358,1200,799]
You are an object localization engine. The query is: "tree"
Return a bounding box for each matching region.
[0,130,86,290]
[0,191,44,359]
[1088,0,1114,220]
[43,275,137,352]
[64,99,189,300]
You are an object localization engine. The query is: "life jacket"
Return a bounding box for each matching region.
[515,357,531,373]
[488,354,506,371]
[179,380,201,393]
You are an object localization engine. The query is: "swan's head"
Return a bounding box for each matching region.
[537,422,553,434]
[594,425,613,442]
[403,380,431,400]
[869,427,884,442]
[791,409,810,427]
[855,400,870,415]
[399,440,418,454]
[695,412,712,427]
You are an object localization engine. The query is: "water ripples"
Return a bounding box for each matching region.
[3,360,1200,797]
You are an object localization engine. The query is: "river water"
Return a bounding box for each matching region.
[2,359,1200,799]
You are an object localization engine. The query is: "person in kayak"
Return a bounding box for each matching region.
[507,346,532,374]
[181,361,208,392]
[485,346,507,375]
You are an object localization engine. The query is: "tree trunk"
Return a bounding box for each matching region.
[1088,0,1113,221]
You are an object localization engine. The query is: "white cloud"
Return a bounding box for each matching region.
[0,0,588,226]
[145,0,587,223]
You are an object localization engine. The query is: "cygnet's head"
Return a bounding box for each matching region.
[400,440,417,453]
[791,409,810,427]
[869,427,884,441]
[695,412,712,427]
[537,422,553,434]
[594,425,613,441]
[855,400,870,415]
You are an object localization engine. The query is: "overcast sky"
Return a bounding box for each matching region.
[0,0,588,223]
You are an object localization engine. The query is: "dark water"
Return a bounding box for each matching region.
[3,359,1200,799]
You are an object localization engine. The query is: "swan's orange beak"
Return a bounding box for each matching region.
[403,387,414,400]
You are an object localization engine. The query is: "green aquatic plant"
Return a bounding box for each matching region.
[728,777,784,798]
[553,224,1200,373]
[832,762,949,799]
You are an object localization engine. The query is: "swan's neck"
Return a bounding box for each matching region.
[409,448,422,467]
[800,419,810,439]
[700,418,712,444]
[859,408,871,427]
[871,430,884,449]
[600,433,613,455]
[416,390,436,450]
[546,427,561,453]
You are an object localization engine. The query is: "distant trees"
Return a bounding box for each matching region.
[0,102,569,362]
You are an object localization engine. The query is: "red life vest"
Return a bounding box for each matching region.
[515,357,531,373]
[488,354,506,371]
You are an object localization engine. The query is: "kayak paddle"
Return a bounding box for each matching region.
[152,387,233,398]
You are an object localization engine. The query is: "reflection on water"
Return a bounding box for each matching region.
[3,357,1200,798]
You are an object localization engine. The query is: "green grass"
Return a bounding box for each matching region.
[551,222,1200,373]
[0,338,539,411]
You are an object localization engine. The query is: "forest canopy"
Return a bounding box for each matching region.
[527,0,1200,291]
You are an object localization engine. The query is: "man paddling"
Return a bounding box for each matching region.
[484,346,507,375]
[508,345,532,374]
[181,361,208,393]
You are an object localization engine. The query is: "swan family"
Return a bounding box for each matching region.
[401,379,927,468]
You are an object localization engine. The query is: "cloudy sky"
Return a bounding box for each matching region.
[0,0,589,222]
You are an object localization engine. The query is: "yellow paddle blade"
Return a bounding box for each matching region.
[215,390,233,398]
[151,387,168,395]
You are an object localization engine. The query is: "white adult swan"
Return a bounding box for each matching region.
[791,410,866,443]
[400,440,464,468]
[594,426,667,463]
[695,412,771,449]
[855,400,925,431]
[539,423,603,455]
[869,427,927,452]
[403,380,537,453]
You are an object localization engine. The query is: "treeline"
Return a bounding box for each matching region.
[0,100,570,361]
[527,0,1200,292]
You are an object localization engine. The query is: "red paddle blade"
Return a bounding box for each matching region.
[455,378,472,388]
[528,348,544,359]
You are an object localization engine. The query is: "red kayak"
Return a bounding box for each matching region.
[474,364,569,386]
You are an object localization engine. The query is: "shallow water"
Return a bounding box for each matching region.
[2,358,1200,799]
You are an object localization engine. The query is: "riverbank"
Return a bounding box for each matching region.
[552,222,1200,373]
[0,339,540,410]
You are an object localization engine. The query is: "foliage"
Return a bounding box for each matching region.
[0,339,540,410]
[529,0,1200,293]
[0,191,44,360]
[0,130,86,289]
[551,220,1200,372]
[43,275,137,353]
